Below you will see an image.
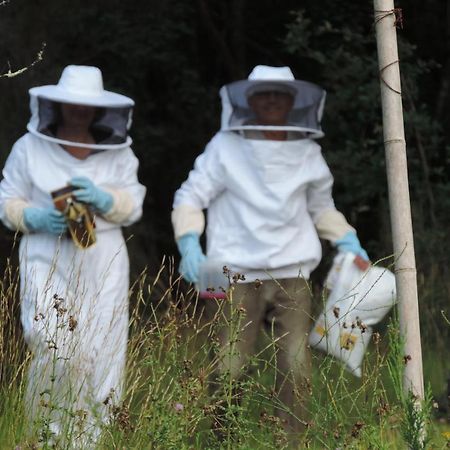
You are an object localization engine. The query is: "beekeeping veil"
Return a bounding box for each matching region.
[27,65,134,150]
[220,65,326,138]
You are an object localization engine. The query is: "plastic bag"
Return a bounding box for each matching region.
[309,252,396,377]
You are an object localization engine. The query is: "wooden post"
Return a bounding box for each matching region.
[373,0,424,399]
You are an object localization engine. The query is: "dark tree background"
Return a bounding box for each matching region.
[0,1,448,336]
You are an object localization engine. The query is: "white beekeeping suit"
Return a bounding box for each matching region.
[0,65,146,446]
[172,65,355,282]
[171,65,369,437]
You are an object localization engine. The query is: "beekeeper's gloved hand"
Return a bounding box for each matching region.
[23,207,67,234]
[71,176,113,214]
[176,232,206,283]
[334,231,369,261]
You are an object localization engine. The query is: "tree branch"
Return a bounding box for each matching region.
[1,43,45,78]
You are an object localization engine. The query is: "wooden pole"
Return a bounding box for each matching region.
[373,0,424,399]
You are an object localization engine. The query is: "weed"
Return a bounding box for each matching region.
[0,255,448,449]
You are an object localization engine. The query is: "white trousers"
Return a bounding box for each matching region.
[19,229,129,446]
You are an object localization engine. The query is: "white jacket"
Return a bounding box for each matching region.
[173,131,351,281]
[0,133,145,231]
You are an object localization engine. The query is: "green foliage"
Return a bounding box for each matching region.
[386,318,434,450]
[1,261,449,449]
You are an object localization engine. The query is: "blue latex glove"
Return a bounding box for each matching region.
[176,232,206,283]
[70,176,113,214]
[334,231,369,261]
[23,207,68,234]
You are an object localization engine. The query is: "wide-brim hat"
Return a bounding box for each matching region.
[27,65,134,150]
[244,65,298,98]
[29,65,134,107]
[220,65,326,138]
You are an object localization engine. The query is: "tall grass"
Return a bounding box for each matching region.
[0,255,449,449]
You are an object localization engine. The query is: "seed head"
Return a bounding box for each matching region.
[68,316,78,331]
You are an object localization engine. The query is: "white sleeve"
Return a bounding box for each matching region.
[101,148,146,226]
[306,149,354,241]
[0,139,33,232]
[173,139,226,211]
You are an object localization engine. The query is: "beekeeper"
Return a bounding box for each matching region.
[172,65,369,436]
[0,65,146,444]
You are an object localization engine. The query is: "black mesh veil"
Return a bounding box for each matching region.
[220,79,326,138]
